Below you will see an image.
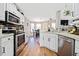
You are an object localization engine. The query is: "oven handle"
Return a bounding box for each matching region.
[16,33,25,36]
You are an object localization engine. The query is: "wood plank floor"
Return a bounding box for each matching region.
[18,37,57,56]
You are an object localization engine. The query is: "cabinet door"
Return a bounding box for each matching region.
[7,3,17,15]
[75,40,79,49]
[0,3,6,21]
[75,40,79,56]
[40,33,44,47]
[20,14,25,25]
[7,3,13,13]
[50,34,58,52]
[1,42,9,56]
[44,34,50,49]
[7,36,14,56]
[1,36,14,56]
[74,3,79,17]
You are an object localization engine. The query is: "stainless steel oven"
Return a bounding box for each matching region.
[5,11,20,24]
[15,33,25,49]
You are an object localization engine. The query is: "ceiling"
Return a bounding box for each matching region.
[17,3,73,22]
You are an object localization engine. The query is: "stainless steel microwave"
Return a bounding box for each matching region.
[5,11,20,24]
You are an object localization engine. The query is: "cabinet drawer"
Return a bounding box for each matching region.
[1,37,8,43]
[9,36,14,40]
[1,36,13,43]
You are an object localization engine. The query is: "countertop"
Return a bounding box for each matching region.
[56,32,79,40]
[40,31,79,40]
[0,33,14,39]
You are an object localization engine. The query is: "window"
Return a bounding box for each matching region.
[36,24,41,30]
[51,23,56,29]
[31,23,34,32]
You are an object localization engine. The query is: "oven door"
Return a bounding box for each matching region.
[16,33,25,49]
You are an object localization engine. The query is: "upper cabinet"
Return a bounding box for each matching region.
[7,3,17,15]
[73,3,79,17]
[20,14,25,25]
[0,3,6,21]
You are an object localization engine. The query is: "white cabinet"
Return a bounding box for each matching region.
[1,42,9,56]
[40,32,44,47]
[49,34,58,52]
[7,3,17,15]
[73,3,79,17]
[44,34,50,48]
[0,35,14,56]
[45,33,58,52]
[75,40,79,56]
[20,14,25,25]
[0,3,6,21]
[40,32,58,52]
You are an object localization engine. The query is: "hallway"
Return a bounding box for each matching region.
[18,37,57,56]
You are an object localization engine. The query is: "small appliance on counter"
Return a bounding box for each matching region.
[68,25,79,35]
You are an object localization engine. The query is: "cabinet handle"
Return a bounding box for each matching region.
[2,47,5,53]
[8,38,10,40]
[43,37,44,40]
[48,38,50,41]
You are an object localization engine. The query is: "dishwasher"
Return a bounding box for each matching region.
[58,35,75,56]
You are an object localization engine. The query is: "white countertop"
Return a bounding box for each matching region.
[40,31,79,40]
[56,32,79,40]
[0,33,14,39]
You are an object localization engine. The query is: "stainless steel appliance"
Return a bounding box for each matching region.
[60,20,69,26]
[58,35,75,56]
[15,32,25,49]
[5,11,20,24]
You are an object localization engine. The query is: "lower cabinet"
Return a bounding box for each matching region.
[40,32,58,52]
[49,34,58,52]
[75,40,79,56]
[1,42,10,56]
[40,32,44,47]
[0,35,14,56]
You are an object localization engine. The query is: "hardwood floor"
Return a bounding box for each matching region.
[18,37,57,56]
